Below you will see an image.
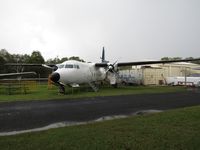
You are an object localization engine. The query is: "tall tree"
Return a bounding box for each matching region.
[0,55,5,65]
[0,49,15,73]
[0,49,13,62]
[29,51,45,64]
[0,55,6,73]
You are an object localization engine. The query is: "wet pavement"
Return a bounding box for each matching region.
[0,91,200,133]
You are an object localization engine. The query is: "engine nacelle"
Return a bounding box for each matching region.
[107,63,118,73]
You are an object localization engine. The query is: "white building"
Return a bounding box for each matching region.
[119,62,200,85]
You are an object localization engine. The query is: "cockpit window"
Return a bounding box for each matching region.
[60,64,80,69]
[58,65,64,69]
[65,64,74,68]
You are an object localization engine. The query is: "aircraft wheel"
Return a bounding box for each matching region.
[59,85,65,94]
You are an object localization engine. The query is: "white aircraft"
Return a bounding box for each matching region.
[47,48,200,93]
[5,48,200,93]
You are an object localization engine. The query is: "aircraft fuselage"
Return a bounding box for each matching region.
[51,60,106,85]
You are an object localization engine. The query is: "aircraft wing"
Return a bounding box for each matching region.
[4,63,45,67]
[4,63,57,67]
[4,63,57,70]
[95,58,200,67]
[0,72,36,77]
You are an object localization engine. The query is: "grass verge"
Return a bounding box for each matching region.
[0,105,200,150]
[0,84,186,102]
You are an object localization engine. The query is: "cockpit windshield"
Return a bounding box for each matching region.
[65,64,73,68]
[58,64,64,69]
[65,64,80,69]
[58,64,80,69]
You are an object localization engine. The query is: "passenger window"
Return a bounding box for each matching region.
[73,65,80,69]
[65,64,73,68]
[58,65,64,69]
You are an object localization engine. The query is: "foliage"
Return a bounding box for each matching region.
[185,57,200,64]
[46,56,64,64]
[46,56,84,64]
[0,55,5,65]
[69,56,85,62]
[28,51,45,64]
[0,49,85,77]
[161,56,200,64]
[161,57,182,61]
[0,49,13,62]
[0,55,6,72]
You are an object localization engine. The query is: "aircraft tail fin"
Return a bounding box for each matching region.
[101,47,108,63]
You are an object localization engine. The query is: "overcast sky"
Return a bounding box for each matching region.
[0,0,200,62]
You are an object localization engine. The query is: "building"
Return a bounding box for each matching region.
[119,62,200,85]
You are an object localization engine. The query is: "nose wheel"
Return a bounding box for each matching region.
[58,84,65,94]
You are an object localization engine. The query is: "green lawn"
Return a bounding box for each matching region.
[0,84,186,102]
[0,105,200,150]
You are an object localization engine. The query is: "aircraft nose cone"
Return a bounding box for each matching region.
[50,72,60,83]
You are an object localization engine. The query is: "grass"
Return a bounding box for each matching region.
[0,83,186,102]
[0,105,200,150]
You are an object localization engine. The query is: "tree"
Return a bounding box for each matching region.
[173,57,182,60]
[161,57,182,61]
[60,57,68,63]
[185,57,194,60]
[0,55,6,73]
[46,56,61,64]
[0,49,15,73]
[69,56,85,62]
[29,51,45,64]
[161,56,200,65]
[0,49,13,62]
[185,57,200,64]
[46,56,85,64]
[0,55,5,65]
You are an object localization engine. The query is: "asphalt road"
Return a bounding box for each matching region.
[0,90,200,133]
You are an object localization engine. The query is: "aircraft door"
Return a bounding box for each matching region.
[89,67,96,81]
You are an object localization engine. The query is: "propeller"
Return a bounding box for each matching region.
[106,60,118,73]
[105,61,120,87]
